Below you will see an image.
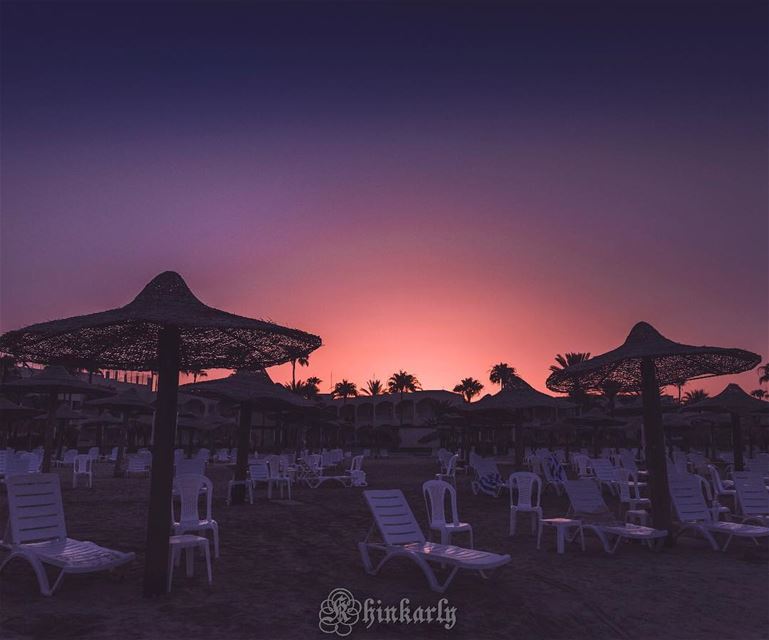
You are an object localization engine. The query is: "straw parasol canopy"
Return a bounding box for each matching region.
[32,404,87,422]
[181,369,316,502]
[0,271,322,371]
[546,322,760,393]
[1,366,111,472]
[470,374,568,466]
[546,321,761,538]
[683,383,769,469]
[86,387,155,477]
[0,271,322,598]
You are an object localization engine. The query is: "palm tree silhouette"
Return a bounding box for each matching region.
[360,379,386,397]
[671,377,687,404]
[332,380,358,404]
[759,363,769,386]
[305,376,322,397]
[286,347,310,387]
[453,377,484,403]
[489,363,516,389]
[683,389,709,405]
[750,389,766,399]
[549,352,592,373]
[387,370,421,425]
[599,379,624,415]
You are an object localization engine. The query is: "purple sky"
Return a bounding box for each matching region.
[1,2,766,396]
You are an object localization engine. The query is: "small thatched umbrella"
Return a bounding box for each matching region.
[0,271,321,597]
[181,369,316,502]
[470,375,567,467]
[684,384,769,470]
[547,321,761,538]
[565,408,627,456]
[33,404,88,458]
[87,388,154,476]
[1,366,110,471]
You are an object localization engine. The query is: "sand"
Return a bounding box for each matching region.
[1,457,767,640]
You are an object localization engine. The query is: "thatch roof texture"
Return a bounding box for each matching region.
[546,321,760,393]
[0,271,322,371]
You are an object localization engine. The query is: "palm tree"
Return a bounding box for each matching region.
[751,389,767,399]
[683,389,709,405]
[489,363,516,389]
[305,376,322,398]
[332,380,358,404]
[453,378,484,403]
[283,379,308,396]
[599,379,624,415]
[360,379,386,397]
[387,370,421,425]
[550,352,592,408]
[286,347,310,387]
[549,352,592,374]
[759,363,769,385]
[671,377,687,404]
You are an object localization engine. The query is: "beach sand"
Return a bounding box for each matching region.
[1,457,766,640]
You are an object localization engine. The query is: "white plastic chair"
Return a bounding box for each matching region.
[126,455,150,476]
[435,454,458,486]
[267,455,292,499]
[732,471,769,526]
[422,480,473,547]
[172,474,220,558]
[508,472,542,535]
[708,464,736,501]
[87,447,100,462]
[72,455,93,488]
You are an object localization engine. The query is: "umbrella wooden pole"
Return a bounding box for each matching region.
[142,325,180,598]
[731,412,744,471]
[114,415,129,478]
[640,358,673,543]
[41,392,58,473]
[232,402,253,505]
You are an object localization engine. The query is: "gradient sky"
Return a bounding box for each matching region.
[1,1,767,397]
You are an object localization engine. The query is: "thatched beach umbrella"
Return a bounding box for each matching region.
[0,271,321,597]
[470,375,567,466]
[684,384,769,470]
[0,397,43,448]
[87,388,154,476]
[546,321,761,537]
[181,369,315,502]
[1,365,110,471]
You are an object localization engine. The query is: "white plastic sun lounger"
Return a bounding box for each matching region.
[669,475,769,551]
[731,471,769,526]
[0,474,134,596]
[564,479,667,553]
[358,489,510,593]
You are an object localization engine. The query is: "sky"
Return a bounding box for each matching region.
[1,1,767,398]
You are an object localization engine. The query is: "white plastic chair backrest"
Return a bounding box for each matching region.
[619,452,639,473]
[668,475,713,523]
[62,449,78,464]
[349,455,364,473]
[509,472,541,509]
[110,446,119,460]
[26,454,42,473]
[176,458,205,476]
[73,454,91,474]
[422,480,459,527]
[707,465,729,493]
[229,448,238,460]
[575,455,591,476]
[6,474,67,544]
[173,473,213,526]
[732,471,769,517]
[443,454,458,477]
[364,489,426,545]
[249,462,270,481]
[614,468,642,501]
[436,447,448,459]
[87,447,99,460]
[563,479,611,517]
[320,452,333,468]
[693,474,715,503]
[195,448,210,461]
[266,455,282,479]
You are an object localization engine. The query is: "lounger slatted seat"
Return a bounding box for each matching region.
[564,479,667,553]
[358,489,510,593]
[0,474,134,595]
[669,475,769,551]
[732,472,769,526]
